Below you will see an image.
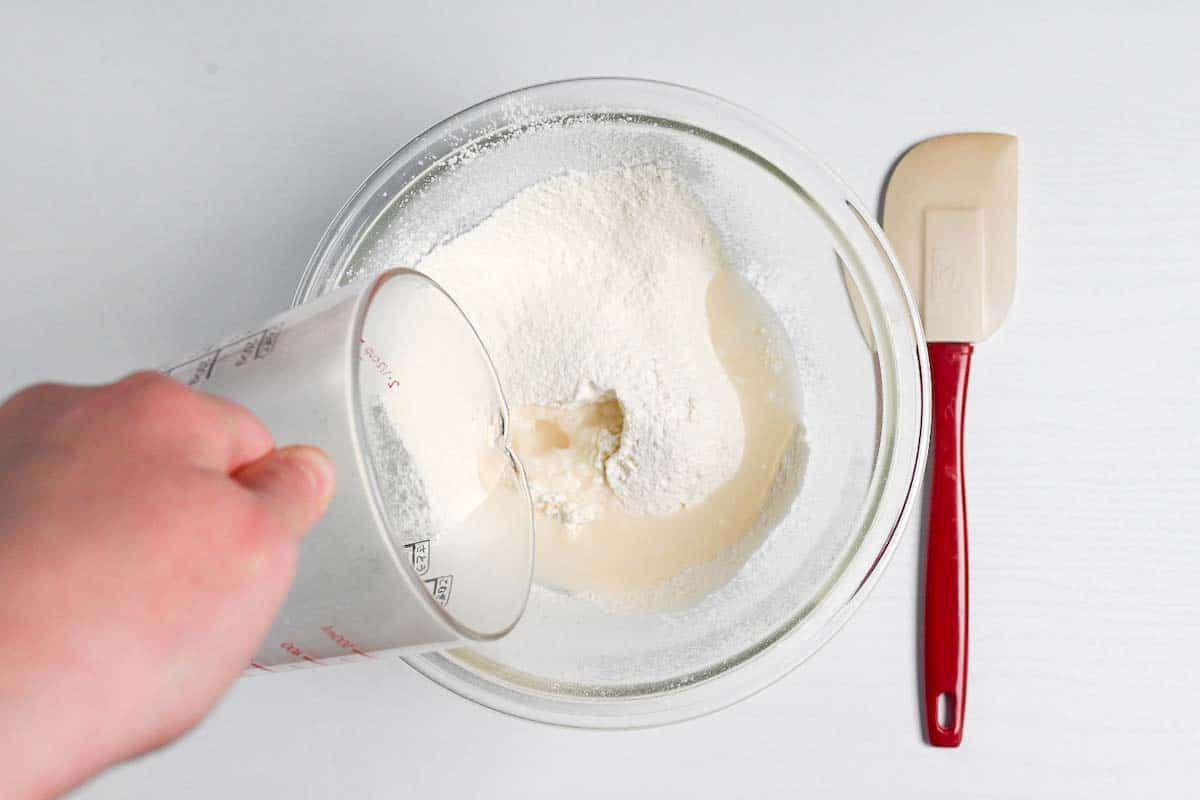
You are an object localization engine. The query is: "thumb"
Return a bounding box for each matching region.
[233,445,336,538]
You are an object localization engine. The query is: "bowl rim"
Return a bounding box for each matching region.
[296,76,931,729]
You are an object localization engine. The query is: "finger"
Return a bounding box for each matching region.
[107,372,274,472]
[232,446,335,539]
[191,391,275,473]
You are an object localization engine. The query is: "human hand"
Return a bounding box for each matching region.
[0,372,334,799]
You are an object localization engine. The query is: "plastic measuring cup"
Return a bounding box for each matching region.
[162,269,534,671]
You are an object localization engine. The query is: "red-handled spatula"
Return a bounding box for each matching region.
[883,133,1018,747]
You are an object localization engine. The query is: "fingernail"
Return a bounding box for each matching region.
[280,445,336,509]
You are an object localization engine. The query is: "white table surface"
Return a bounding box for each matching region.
[3,2,1198,797]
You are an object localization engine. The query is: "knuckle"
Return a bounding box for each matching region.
[117,370,188,408]
[111,372,205,442]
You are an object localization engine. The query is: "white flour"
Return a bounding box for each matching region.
[417,164,744,517]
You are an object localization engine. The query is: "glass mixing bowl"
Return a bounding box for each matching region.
[295,78,929,728]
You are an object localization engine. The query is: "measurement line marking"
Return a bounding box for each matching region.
[162,328,280,381]
[253,326,281,359]
[220,329,271,351]
[204,348,221,379]
[319,624,374,659]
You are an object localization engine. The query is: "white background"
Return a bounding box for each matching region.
[2,2,1198,797]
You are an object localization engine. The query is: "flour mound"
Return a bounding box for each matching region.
[418,164,744,516]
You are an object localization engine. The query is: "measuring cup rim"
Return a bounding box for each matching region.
[346,267,536,642]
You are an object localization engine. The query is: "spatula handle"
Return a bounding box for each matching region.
[924,342,973,747]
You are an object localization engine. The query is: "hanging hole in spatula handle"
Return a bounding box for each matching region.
[924,342,972,748]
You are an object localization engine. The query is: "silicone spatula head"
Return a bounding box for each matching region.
[882,134,1018,343]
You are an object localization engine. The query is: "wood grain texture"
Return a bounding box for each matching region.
[1,1,1196,798]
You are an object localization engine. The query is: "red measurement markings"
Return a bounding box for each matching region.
[249,661,274,672]
[360,337,401,390]
[280,641,320,664]
[321,625,373,658]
